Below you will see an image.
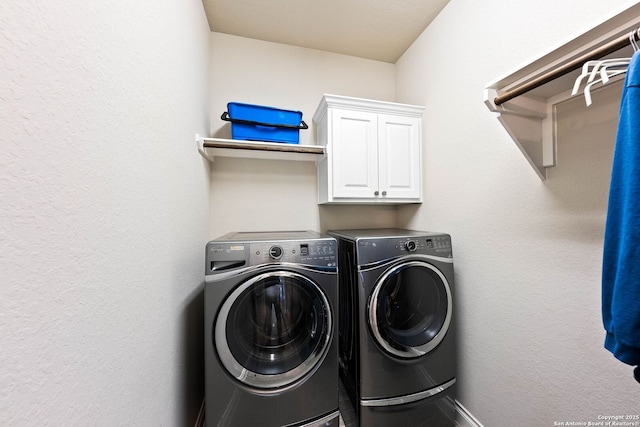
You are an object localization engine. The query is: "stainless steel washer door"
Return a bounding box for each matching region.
[369,260,452,358]
[215,271,332,389]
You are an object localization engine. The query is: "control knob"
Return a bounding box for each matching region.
[405,240,417,252]
[269,245,284,260]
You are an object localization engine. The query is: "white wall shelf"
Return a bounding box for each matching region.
[197,136,325,163]
[484,2,640,180]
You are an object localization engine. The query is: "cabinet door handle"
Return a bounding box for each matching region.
[381,191,387,196]
[374,191,379,196]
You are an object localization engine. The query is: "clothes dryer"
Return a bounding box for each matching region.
[205,231,339,427]
[329,229,456,427]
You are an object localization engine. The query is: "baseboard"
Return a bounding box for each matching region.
[195,399,205,427]
[455,400,483,427]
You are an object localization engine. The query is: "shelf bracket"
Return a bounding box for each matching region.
[485,88,552,180]
[196,134,215,162]
[484,2,640,181]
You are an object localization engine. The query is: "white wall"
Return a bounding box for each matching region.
[396,0,640,425]
[208,33,399,237]
[5,1,638,425]
[1,1,211,425]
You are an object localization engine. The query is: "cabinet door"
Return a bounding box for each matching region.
[378,114,422,200]
[330,108,379,199]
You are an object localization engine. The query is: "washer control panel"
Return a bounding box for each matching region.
[207,237,338,274]
[250,240,337,267]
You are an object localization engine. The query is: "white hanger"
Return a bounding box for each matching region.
[572,59,629,92]
[630,27,640,52]
[583,68,628,105]
[571,29,638,106]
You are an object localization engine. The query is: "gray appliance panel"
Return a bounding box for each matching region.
[358,384,456,427]
[329,229,452,265]
[216,230,323,241]
[204,234,339,427]
[329,228,456,422]
[206,235,337,272]
[357,258,456,400]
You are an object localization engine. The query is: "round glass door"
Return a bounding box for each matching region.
[215,271,332,389]
[369,260,452,358]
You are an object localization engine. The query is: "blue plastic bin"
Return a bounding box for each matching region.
[222,102,308,144]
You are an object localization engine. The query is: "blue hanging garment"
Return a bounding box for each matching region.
[602,49,640,383]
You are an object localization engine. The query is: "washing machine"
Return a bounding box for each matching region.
[204,231,340,427]
[329,228,456,427]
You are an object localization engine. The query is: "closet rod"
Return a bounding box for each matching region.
[494,30,639,106]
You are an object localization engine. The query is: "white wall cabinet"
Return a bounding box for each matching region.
[314,94,425,204]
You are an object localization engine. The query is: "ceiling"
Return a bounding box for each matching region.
[202,0,451,63]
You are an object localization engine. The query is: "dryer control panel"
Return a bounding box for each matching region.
[395,236,452,254]
[353,233,452,264]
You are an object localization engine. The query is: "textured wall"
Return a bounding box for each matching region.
[5,1,638,426]
[1,1,211,425]
[208,34,400,238]
[396,0,640,425]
